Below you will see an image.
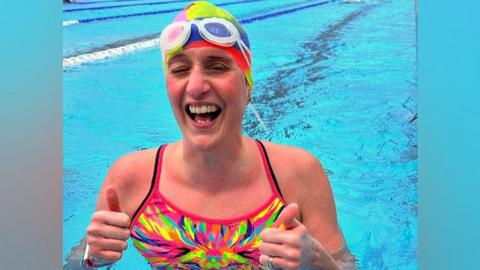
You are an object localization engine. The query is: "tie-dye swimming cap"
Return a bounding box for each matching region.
[161,1,253,87]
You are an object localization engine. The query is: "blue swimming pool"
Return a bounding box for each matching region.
[63,0,417,269]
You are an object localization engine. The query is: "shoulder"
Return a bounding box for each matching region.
[107,147,159,186]
[259,141,327,189]
[259,141,344,253]
[96,147,160,216]
[259,140,318,163]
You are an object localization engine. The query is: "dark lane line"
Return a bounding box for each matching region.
[64,0,192,13]
[68,0,157,5]
[239,0,336,24]
[67,0,266,25]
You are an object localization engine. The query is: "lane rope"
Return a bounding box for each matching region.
[63,0,265,26]
[64,38,158,68]
[63,20,80,26]
[67,0,150,5]
[64,0,192,13]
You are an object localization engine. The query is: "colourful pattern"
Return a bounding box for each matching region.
[163,1,253,87]
[130,143,286,269]
[131,195,284,269]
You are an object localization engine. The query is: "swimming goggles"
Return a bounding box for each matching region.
[159,17,251,68]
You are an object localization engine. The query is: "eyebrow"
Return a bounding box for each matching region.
[167,53,234,66]
[204,55,233,63]
[168,53,188,65]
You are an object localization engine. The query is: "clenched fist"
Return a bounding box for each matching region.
[84,186,130,266]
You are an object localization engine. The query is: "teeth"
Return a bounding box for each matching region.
[188,104,219,114]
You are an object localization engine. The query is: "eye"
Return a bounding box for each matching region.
[207,62,229,73]
[169,65,190,75]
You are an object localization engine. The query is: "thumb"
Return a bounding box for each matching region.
[106,186,122,212]
[273,203,301,229]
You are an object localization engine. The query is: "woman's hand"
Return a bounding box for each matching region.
[85,187,131,262]
[259,203,340,270]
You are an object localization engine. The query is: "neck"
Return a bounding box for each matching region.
[178,135,252,187]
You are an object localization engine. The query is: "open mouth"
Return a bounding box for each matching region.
[185,104,222,125]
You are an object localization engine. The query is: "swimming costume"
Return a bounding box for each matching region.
[130,140,285,269]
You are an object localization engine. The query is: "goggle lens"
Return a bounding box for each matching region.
[203,22,232,38]
[166,25,185,43]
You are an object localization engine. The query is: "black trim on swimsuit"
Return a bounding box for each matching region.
[130,145,164,226]
[255,140,285,200]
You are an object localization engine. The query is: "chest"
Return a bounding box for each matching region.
[158,174,274,220]
[130,187,285,269]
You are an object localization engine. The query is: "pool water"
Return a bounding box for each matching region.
[63,0,417,269]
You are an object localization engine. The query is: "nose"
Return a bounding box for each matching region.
[185,66,210,98]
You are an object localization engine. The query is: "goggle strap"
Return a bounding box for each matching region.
[238,39,252,69]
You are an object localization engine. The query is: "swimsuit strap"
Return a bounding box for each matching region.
[129,145,165,230]
[130,141,285,228]
[254,139,285,201]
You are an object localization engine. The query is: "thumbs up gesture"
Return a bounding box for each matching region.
[85,186,131,263]
[259,203,320,270]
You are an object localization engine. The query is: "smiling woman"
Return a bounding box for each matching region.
[69,1,357,269]
[166,47,251,151]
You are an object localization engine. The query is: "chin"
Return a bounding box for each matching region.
[183,133,221,151]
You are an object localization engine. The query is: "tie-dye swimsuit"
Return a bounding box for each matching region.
[130,140,286,269]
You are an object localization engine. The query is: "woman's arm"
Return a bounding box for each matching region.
[258,144,357,269]
[298,150,356,269]
[64,150,156,268]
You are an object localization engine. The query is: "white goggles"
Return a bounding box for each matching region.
[159,17,251,68]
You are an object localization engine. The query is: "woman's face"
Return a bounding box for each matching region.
[165,46,251,149]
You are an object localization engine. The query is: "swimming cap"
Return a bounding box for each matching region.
[162,1,253,87]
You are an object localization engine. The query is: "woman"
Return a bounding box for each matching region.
[82,1,356,269]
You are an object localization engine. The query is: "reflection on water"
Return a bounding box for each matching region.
[245,3,377,137]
